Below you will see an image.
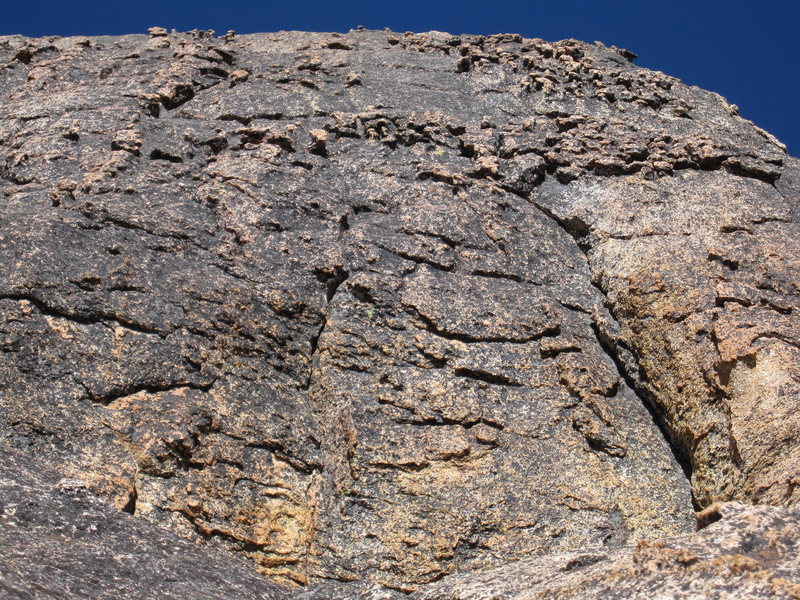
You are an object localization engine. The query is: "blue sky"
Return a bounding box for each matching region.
[3,0,798,155]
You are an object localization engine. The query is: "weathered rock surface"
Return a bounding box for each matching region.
[0,26,798,597]
[0,445,287,599]
[5,446,800,600]
[412,502,800,600]
[535,159,800,509]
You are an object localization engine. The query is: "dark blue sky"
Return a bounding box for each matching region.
[3,0,798,155]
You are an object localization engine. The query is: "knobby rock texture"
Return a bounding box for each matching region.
[0,27,798,598]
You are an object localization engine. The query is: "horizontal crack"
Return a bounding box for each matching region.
[0,293,169,338]
[92,380,217,407]
[453,366,523,387]
[407,306,559,345]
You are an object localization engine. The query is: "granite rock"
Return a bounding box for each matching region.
[0,445,288,600]
[0,27,798,597]
[412,502,800,600]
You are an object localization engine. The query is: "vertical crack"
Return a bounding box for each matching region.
[517,180,696,498]
[589,319,695,491]
[306,266,349,388]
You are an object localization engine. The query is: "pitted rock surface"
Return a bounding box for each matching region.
[0,27,797,595]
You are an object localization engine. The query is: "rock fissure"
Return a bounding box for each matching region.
[0,293,169,337]
[523,189,698,489]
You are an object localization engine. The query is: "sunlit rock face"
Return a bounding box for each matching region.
[0,27,798,598]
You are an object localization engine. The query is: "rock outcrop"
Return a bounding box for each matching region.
[0,27,798,598]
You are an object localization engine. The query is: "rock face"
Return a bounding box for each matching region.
[4,448,800,600]
[0,445,287,600]
[0,27,798,597]
[412,502,800,600]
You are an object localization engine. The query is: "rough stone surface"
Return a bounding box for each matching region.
[0,27,798,598]
[0,445,288,600]
[412,503,800,600]
[534,159,800,509]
